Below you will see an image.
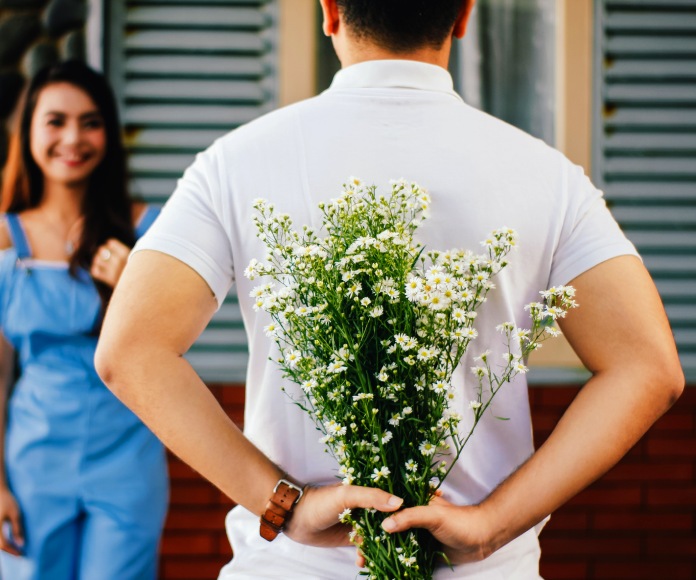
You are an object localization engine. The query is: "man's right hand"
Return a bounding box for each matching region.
[284,483,402,547]
[0,487,23,556]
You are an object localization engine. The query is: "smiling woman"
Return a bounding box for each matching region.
[0,61,168,580]
[29,82,107,194]
[1,61,135,277]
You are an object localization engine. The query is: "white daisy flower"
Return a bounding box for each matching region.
[419,441,436,456]
[369,306,383,318]
[285,350,301,367]
[347,282,362,297]
[371,466,391,482]
[327,361,347,374]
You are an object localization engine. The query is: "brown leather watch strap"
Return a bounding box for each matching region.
[260,479,303,541]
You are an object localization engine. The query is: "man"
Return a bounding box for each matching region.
[95,1,684,578]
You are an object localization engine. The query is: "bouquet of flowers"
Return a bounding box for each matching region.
[245,179,576,579]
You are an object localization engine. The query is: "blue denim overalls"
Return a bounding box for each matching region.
[0,208,168,580]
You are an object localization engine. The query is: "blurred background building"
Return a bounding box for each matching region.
[0,1,693,578]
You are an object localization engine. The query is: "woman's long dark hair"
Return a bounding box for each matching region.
[1,60,135,312]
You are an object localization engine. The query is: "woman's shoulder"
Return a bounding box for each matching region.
[0,217,13,251]
[131,201,148,226]
[0,217,17,278]
[132,201,160,238]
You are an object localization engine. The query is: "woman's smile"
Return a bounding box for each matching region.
[30,82,106,189]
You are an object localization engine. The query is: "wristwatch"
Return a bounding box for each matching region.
[259,478,304,541]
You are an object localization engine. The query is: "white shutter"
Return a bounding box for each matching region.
[593,0,696,380]
[106,0,279,382]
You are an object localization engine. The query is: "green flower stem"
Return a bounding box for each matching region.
[246,182,576,579]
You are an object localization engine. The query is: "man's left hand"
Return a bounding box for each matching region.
[379,495,494,565]
[284,483,403,548]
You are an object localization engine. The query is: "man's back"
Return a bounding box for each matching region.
[138,59,636,579]
[96,2,683,577]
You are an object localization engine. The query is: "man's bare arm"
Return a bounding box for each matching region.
[95,250,403,545]
[380,256,684,562]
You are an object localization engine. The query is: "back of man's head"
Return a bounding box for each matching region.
[336,0,465,53]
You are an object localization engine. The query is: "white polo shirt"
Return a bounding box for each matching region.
[135,60,638,579]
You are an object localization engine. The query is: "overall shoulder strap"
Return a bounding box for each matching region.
[135,205,160,239]
[4,214,31,259]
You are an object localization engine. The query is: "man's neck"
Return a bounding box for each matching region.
[336,36,453,71]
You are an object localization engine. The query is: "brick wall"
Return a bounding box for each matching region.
[159,386,242,580]
[532,386,695,580]
[159,386,696,580]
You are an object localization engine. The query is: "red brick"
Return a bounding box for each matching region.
[161,559,226,579]
[624,440,646,459]
[646,486,696,507]
[673,387,696,404]
[223,408,244,427]
[220,385,246,405]
[650,411,694,433]
[537,387,580,407]
[209,382,245,390]
[542,536,641,556]
[165,508,230,531]
[169,460,204,480]
[531,409,563,431]
[646,536,696,557]
[533,433,551,448]
[170,484,219,506]
[567,486,641,507]
[160,533,217,555]
[218,535,233,557]
[645,438,696,458]
[155,384,696,578]
[602,461,693,482]
[594,561,694,580]
[593,511,693,532]
[538,560,588,580]
[544,511,589,531]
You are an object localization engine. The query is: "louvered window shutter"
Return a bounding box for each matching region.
[593,0,696,381]
[105,0,279,382]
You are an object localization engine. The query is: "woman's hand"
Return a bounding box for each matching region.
[0,487,23,556]
[379,494,496,566]
[283,484,403,548]
[90,238,131,288]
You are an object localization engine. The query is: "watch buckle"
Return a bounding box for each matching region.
[275,478,304,503]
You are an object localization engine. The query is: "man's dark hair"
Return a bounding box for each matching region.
[336,0,464,52]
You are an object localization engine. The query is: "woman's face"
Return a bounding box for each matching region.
[29,82,107,190]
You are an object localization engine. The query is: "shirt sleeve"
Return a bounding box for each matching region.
[132,145,234,307]
[548,160,640,288]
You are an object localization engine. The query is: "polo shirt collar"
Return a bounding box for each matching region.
[329,60,462,101]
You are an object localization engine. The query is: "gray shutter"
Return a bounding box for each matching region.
[593,0,696,381]
[105,0,279,382]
